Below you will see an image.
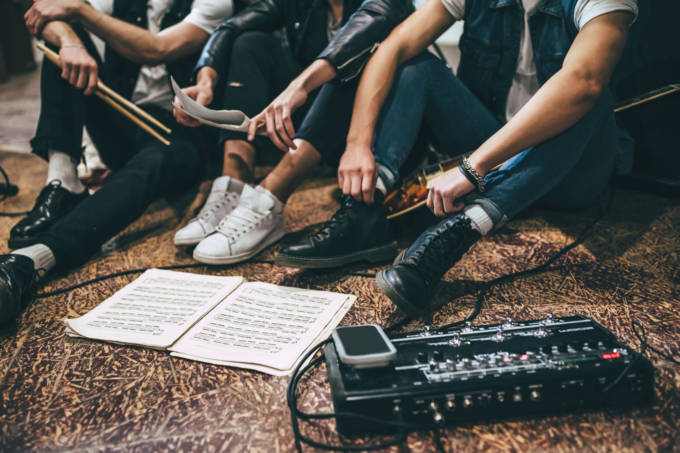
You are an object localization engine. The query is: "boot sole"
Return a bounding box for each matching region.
[376,270,423,318]
[193,227,286,265]
[275,242,399,269]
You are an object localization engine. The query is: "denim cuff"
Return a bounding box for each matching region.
[375,162,397,192]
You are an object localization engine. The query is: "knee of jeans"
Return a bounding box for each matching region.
[397,53,441,84]
[230,31,274,65]
[538,179,610,211]
[395,60,430,89]
[125,147,167,178]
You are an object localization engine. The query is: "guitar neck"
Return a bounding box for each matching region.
[614,83,680,113]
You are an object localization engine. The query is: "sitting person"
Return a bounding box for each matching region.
[172,0,413,265]
[0,0,234,326]
[278,0,638,316]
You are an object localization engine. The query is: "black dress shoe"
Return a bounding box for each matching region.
[0,254,36,326]
[276,192,398,269]
[9,180,88,249]
[376,213,481,317]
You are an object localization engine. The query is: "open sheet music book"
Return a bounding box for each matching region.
[171,77,251,132]
[64,270,355,376]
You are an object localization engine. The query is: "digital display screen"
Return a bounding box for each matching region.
[335,326,391,356]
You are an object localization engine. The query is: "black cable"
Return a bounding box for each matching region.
[631,319,680,365]
[34,260,276,298]
[433,428,446,453]
[437,190,612,331]
[287,339,411,452]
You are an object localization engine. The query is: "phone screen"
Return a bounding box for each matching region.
[335,325,391,356]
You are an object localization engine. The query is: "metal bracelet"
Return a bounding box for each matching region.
[460,157,485,193]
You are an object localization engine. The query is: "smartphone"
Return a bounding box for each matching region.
[332,324,397,369]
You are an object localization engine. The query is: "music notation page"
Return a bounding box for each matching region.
[169,282,355,375]
[65,270,244,349]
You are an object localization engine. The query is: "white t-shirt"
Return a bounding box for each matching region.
[88,0,233,109]
[440,0,638,121]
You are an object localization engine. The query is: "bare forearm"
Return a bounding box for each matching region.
[41,20,83,48]
[195,66,219,90]
[346,0,454,149]
[71,4,164,64]
[468,12,631,175]
[346,44,402,148]
[294,59,337,94]
[469,68,603,173]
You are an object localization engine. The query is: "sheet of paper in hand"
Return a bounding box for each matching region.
[171,77,251,132]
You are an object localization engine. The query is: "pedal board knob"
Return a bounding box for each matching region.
[432,411,445,425]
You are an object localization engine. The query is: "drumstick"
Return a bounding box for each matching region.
[36,42,172,143]
[96,81,172,135]
[95,90,171,146]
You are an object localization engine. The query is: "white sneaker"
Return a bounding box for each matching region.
[174,176,244,246]
[193,185,285,265]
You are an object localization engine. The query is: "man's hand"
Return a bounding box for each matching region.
[426,166,476,217]
[24,0,82,35]
[247,82,308,152]
[59,45,98,95]
[173,84,213,127]
[338,144,377,204]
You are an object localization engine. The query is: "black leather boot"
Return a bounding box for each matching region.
[276,192,398,269]
[0,254,37,326]
[9,180,88,249]
[376,213,481,317]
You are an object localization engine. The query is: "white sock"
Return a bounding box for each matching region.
[464,204,493,235]
[47,150,86,194]
[375,176,387,196]
[13,244,56,275]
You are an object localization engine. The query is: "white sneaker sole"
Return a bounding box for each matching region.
[174,235,205,246]
[193,226,286,265]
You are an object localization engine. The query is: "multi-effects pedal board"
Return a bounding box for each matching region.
[325,315,654,434]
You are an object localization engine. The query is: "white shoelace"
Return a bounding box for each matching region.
[216,204,271,243]
[196,192,240,226]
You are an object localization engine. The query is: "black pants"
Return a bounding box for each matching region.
[30,47,203,270]
[217,31,357,167]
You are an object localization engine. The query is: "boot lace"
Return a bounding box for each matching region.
[311,197,356,241]
[405,216,474,280]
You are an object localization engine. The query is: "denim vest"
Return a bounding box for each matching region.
[457,0,578,121]
[102,0,196,99]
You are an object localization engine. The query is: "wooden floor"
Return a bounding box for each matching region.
[0,149,678,452]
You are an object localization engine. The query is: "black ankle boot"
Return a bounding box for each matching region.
[376,213,481,317]
[0,254,37,326]
[276,192,398,269]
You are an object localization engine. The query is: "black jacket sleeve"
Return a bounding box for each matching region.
[193,0,285,78]
[318,0,414,82]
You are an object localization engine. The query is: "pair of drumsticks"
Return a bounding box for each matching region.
[36,42,172,146]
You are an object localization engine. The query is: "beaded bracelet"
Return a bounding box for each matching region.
[459,156,485,193]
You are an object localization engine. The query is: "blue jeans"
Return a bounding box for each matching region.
[373,53,621,227]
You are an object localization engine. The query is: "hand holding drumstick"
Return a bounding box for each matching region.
[37,42,172,146]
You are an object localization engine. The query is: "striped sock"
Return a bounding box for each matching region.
[13,244,56,278]
[464,204,494,235]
